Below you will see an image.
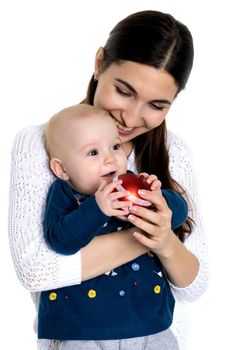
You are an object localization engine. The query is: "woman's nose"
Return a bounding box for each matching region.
[121,104,142,127]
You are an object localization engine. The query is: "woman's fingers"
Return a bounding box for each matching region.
[130,205,160,224]
[128,203,172,235]
[133,231,158,250]
[128,213,158,235]
[138,190,168,212]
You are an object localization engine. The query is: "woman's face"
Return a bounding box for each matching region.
[93,53,178,144]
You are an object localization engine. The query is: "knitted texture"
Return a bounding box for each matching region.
[8,124,208,350]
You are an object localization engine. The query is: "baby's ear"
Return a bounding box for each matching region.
[50,158,69,181]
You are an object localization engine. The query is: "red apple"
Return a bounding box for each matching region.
[114,173,152,209]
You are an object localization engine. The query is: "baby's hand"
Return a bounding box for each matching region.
[95,179,131,217]
[139,173,161,192]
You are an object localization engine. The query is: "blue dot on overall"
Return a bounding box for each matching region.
[131,263,140,271]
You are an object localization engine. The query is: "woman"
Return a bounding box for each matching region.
[9,10,208,350]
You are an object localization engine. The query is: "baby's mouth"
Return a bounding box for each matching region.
[101,171,117,180]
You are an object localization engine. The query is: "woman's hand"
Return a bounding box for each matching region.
[128,189,174,257]
[127,189,200,287]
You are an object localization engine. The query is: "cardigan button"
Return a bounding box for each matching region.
[131,263,140,271]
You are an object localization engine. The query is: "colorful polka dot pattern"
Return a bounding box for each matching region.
[48,262,162,302]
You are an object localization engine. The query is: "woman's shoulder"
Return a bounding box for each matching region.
[167,130,194,163]
[167,130,195,181]
[13,123,45,145]
[167,130,192,155]
[12,124,46,157]
[10,123,55,192]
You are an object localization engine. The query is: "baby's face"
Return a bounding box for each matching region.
[62,112,128,194]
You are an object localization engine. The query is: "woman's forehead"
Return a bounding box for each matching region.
[106,61,178,100]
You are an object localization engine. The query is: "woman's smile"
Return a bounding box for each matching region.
[113,118,136,136]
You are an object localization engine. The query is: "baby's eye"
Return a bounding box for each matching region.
[112,143,121,151]
[88,149,98,156]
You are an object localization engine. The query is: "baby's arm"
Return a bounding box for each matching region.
[44,180,113,255]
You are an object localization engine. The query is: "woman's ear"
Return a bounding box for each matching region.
[94,47,104,80]
[50,158,69,181]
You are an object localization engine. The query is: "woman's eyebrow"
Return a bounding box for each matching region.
[151,99,171,105]
[115,78,171,105]
[115,78,137,94]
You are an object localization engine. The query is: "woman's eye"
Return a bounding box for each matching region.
[115,86,131,97]
[88,149,98,156]
[150,103,165,111]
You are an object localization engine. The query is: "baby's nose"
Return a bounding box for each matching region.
[103,152,114,164]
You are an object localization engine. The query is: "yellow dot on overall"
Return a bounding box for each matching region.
[153,285,161,294]
[49,292,57,300]
[88,289,96,298]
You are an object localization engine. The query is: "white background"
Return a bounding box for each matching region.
[1,0,232,348]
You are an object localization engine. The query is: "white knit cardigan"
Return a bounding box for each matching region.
[8,125,208,350]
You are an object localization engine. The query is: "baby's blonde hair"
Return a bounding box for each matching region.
[45,104,108,160]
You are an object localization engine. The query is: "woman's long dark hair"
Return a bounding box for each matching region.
[83,10,194,241]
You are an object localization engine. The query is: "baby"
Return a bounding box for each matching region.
[39,104,188,347]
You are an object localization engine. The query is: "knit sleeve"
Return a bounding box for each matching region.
[167,131,209,302]
[8,125,82,292]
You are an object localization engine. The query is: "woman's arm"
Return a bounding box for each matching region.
[168,132,208,301]
[8,125,146,292]
[128,192,200,288]
[169,134,209,301]
[81,227,146,281]
[128,132,208,302]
